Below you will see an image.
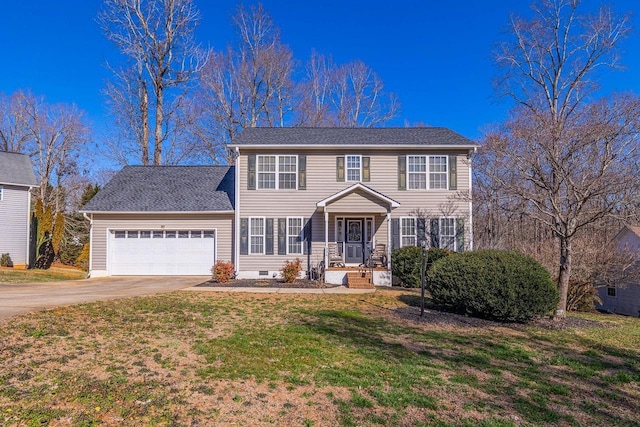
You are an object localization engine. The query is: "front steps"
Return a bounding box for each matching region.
[346,270,375,289]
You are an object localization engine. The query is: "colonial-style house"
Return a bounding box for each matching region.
[81,127,478,286]
[0,151,38,268]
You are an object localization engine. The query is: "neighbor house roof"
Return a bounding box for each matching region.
[81,166,235,213]
[229,127,478,148]
[0,151,38,187]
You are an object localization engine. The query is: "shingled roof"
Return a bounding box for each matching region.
[0,151,37,187]
[81,166,235,213]
[229,127,477,147]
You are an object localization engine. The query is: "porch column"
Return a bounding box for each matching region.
[386,211,391,271]
[324,210,329,268]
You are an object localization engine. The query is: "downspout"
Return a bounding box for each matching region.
[83,212,93,278]
[234,147,240,276]
[468,147,476,251]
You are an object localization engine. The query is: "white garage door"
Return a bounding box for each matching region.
[109,230,216,275]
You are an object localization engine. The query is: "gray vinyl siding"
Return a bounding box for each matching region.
[90,213,234,271]
[597,284,640,317]
[0,185,30,266]
[238,148,471,271]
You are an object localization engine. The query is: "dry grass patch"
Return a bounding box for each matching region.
[0,289,639,426]
[0,265,86,283]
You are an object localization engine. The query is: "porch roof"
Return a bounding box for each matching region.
[316,183,400,212]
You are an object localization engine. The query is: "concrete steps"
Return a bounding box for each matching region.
[346,271,375,289]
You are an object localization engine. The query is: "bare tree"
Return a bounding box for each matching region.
[100,0,205,165]
[298,52,399,127]
[0,91,31,153]
[192,3,295,163]
[479,0,640,316]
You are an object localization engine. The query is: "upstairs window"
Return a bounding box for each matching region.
[407,156,427,189]
[346,155,361,182]
[257,155,297,189]
[429,156,448,189]
[405,155,448,189]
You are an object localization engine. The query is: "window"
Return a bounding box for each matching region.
[166,231,177,238]
[140,231,151,238]
[287,217,303,254]
[249,217,265,254]
[114,231,126,239]
[439,217,456,250]
[429,156,448,189]
[152,231,164,238]
[203,230,215,238]
[127,231,139,238]
[408,156,427,189]
[406,155,448,190]
[400,218,416,247]
[607,286,617,297]
[257,155,297,189]
[346,155,361,182]
[190,231,202,238]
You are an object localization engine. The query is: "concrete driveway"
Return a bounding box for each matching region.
[0,276,208,321]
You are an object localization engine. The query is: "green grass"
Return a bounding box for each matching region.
[1,289,639,426]
[0,266,86,283]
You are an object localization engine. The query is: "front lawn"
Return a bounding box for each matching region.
[0,265,86,283]
[1,289,639,426]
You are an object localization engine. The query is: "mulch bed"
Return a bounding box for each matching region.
[195,278,340,289]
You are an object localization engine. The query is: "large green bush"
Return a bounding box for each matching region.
[426,250,558,322]
[391,247,453,288]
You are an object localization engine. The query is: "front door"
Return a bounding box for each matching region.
[345,219,363,264]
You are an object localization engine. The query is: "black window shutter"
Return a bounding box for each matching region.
[336,157,345,182]
[362,156,371,182]
[456,218,465,252]
[265,218,274,255]
[449,155,457,190]
[417,218,426,247]
[240,218,249,255]
[247,154,256,190]
[303,217,312,255]
[298,155,306,190]
[278,218,287,255]
[430,218,440,248]
[397,156,406,190]
[391,218,400,250]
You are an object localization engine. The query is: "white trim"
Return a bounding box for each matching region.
[468,150,473,251]
[317,183,400,208]
[25,189,30,265]
[0,181,39,188]
[256,154,298,190]
[400,217,417,247]
[438,217,456,251]
[286,216,304,255]
[345,154,362,182]
[235,147,240,271]
[248,217,266,255]
[405,155,449,190]
[80,210,234,214]
[229,144,479,149]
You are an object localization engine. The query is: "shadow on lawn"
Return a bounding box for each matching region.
[297,305,640,426]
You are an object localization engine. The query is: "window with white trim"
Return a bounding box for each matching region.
[429,156,448,189]
[250,217,265,254]
[400,217,416,247]
[346,155,361,182]
[439,217,456,250]
[257,155,297,189]
[408,156,427,189]
[287,217,303,255]
[406,155,449,189]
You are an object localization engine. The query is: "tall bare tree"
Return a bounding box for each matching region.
[0,91,31,153]
[192,3,295,163]
[100,0,205,165]
[478,0,640,316]
[298,51,399,127]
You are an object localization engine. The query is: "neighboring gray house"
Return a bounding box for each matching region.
[597,225,640,317]
[82,127,478,286]
[81,166,235,276]
[0,151,38,268]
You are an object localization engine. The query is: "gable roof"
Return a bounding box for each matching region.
[229,127,478,148]
[317,183,400,209]
[0,151,38,187]
[81,166,235,213]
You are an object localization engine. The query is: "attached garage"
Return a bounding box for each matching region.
[81,166,235,277]
[109,229,216,275]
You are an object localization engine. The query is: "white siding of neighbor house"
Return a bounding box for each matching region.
[90,213,234,274]
[597,228,640,317]
[237,148,472,274]
[0,185,30,266]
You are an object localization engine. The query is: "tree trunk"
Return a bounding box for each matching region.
[153,85,163,165]
[140,79,149,166]
[556,236,572,318]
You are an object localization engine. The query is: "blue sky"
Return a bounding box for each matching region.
[1,0,638,144]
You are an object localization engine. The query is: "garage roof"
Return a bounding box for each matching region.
[81,166,235,213]
[0,151,38,187]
